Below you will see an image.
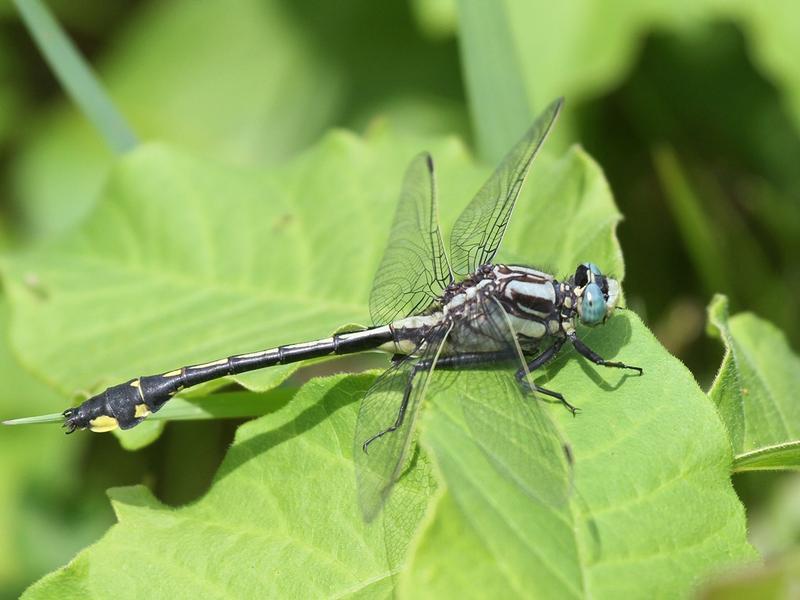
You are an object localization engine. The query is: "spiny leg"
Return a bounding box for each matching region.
[569,334,643,374]
[513,338,578,415]
[361,351,513,454]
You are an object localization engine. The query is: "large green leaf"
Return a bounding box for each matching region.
[22,374,435,598]
[707,294,800,465]
[402,312,755,597]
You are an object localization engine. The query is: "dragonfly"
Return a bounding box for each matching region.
[7,97,642,521]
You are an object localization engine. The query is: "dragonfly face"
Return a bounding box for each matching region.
[487,263,619,341]
[570,262,621,327]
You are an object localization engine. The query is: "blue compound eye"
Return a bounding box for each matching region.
[581,282,606,326]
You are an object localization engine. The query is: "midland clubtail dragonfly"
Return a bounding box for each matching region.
[9,97,642,520]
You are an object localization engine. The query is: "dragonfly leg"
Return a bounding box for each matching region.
[431,351,514,370]
[362,365,419,454]
[569,334,643,374]
[521,338,565,373]
[361,351,513,454]
[524,383,580,415]
[514,339,578,415]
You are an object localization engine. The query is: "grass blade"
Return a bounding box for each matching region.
[13,0,137,153]
[3,412,62,426]
[456,0,530,163]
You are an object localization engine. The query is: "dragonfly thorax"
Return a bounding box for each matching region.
[388,262,621,358]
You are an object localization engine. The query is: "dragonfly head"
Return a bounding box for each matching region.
[573,263,620,327]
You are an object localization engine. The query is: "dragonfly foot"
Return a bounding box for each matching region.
[518,377,580,415]
[362,427,396,454]
[603,361,643,375]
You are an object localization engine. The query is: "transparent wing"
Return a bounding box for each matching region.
[369,153,453,325]
[453,294,572,506]
[449,98,563,276]
[354,322,453,522]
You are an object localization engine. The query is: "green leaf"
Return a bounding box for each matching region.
[733,441,800,473]
[403,313,755,597]
[2,130,619,432]
[707,294,800,457]
[22,374,435,599]
[13,0,137,153]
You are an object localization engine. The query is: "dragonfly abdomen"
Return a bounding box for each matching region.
[63,326,394,433]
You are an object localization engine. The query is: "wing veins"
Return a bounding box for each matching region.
[450,98,563,275]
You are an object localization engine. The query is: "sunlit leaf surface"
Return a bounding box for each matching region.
[707,294,800,464]
[403,313,755,598]
[23,375,434,599]
[23,315,756,597]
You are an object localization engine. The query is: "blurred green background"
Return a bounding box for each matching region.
[0,0,799,596]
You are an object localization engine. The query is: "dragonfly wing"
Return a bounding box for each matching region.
[354,322,453,522]
[449,98,563,276]
[369,153,453,326]
[453,294,572,506]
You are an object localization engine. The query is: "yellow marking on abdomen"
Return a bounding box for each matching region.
[162,369,183,378]
[134,404,151,418]
[188,359,228,370]
[89,415,119,433]
[235,350,269,359]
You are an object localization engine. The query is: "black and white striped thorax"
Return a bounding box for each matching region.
[388,264,582,356]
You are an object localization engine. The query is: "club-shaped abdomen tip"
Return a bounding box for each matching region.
[61,377,171,434]
[61,389,123,433]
